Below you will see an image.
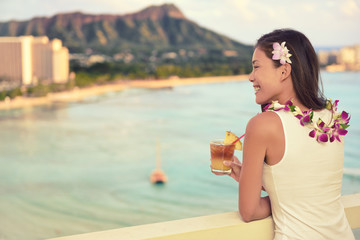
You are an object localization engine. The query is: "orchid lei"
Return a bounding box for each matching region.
[272,42,292,65]
[264,99,350,143]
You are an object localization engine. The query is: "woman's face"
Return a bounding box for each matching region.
[249,47,284,105]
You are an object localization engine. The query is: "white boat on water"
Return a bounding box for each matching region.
[150,140,168,184]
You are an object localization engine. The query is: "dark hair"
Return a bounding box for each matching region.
[256,29,326,110]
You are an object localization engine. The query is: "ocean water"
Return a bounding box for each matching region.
[0,72,359,240]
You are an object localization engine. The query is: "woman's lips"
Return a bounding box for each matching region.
[253,85,260,93]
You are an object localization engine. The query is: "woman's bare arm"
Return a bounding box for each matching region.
[238,111,281,222]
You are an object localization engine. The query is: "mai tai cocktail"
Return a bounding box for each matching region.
[210,131,243,174]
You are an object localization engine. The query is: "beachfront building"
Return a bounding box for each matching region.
[318,44,360,71]
[0,36,69,90]
[338,45,360,71]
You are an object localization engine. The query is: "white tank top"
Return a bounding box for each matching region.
[263,109,354,240]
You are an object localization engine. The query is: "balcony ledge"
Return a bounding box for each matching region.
[48,193,360,240]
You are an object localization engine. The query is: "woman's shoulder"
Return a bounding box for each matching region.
[246,111,283,137]
[248,111,281,126]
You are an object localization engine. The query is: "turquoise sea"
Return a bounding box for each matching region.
[0,72,359,240]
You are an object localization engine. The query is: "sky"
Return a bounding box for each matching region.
[0,0,359,48]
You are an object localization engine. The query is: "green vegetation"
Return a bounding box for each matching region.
[70,48,252,81]
[0,82,75,100]
[0,54,252,101]
[0,87,22,101]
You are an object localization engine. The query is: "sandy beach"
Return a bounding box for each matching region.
[0,75,248,110]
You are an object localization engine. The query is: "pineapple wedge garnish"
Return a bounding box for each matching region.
[224,131,242,150]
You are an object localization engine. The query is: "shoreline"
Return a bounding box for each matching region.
[0,74,249,110]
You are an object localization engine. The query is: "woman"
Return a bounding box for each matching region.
[222,29,354,239]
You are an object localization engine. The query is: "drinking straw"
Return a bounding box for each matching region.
[231,133,245,144]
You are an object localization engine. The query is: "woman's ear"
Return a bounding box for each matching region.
[280,63,291,81]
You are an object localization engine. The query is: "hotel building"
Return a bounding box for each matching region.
[0,36,69,90]
[318,44,360,71]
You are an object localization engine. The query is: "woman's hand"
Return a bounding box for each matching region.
[224,156,242,182]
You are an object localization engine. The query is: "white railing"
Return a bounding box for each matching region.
[48,194,360,240]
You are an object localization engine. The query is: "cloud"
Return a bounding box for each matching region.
[341,0,360,17]
[228,0,256,22]
[301,3,317,12]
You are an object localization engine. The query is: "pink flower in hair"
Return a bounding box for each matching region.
[272,42,292,65]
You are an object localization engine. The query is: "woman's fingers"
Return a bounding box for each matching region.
[223,160,241,168]
[211,157,242,180]
[223,160,232,167]
[233,156,241,165]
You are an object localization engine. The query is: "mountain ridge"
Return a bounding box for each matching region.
[0,4,252,55]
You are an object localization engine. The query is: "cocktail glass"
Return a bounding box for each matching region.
[210,139,235,175]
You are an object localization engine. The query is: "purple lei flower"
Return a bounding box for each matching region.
[265,99,350,143]
[296,110,312,126]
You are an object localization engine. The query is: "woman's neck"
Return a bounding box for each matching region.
[277,78,309,112]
